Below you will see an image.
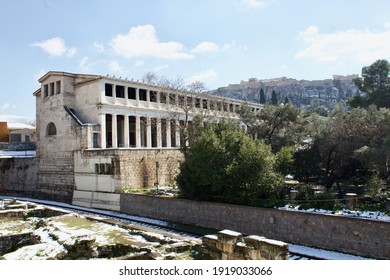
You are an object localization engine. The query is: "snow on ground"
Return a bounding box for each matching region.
[0,150,35,158]
[288,244,372,260]
[279,204,390,222]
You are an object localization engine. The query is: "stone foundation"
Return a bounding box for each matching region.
[202,229,288,260]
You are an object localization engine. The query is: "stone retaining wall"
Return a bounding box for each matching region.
[120,194,390,259]
[0,158,37,195]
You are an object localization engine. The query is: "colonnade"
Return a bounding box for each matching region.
[99,113,182,149]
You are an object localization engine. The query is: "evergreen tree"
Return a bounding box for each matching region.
[259,88,266,104]
[349,59,390,108]
[271,90,278,105]
[284,96,289,104]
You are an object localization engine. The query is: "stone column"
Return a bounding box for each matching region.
[99,113,106,149]
[157,91,161,109]
[136,88,140,107]
[112,114,117,148]
[112,85,117,104]
[175,119,180,147]
[146,89,150,108]
[166,119,171,148]
[146,117,152,148]
[345,193,358,210]
[135,115,141,148]
[124,114,129,148]
[157,118,162,148]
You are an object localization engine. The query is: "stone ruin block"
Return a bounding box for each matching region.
[216,229,243,254]
[244,235,288,260]
[202,229,288,260]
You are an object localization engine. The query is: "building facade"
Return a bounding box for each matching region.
[34,71,262,210]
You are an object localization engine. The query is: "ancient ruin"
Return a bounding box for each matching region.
[1,199,292,260]
[0,199,200,260]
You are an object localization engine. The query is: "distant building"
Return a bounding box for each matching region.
[0,122,8,143]
[34,71,262,209]
[0,121,36,144]
[9,127,36,143]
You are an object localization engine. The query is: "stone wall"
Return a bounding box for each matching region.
[78,148,183,190]
[120,194,390,259]
[0,158,37,196]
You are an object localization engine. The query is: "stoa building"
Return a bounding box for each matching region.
[34,71,261,210]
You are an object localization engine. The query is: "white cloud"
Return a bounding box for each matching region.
[155,64,169,71]
[191,41,236,54]
[93,42,105,52]
[238,0,267,9]
[31,37,77,57]
[108,61,123,72]
[186,69,218,84]
[0,115,35,126]
[79,57,92,72]
[67,47,77,58]
[385,22,390,28]
[110,25,194,60]
[296,26,390,64]
[191,42,220,53]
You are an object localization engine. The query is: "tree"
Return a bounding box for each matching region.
[284,96,289,104]
[259,88,266,104]
[239,103,306,152]
[349,59,390,108]
[141,72,210,155]
[271,90,278,105]
[176,121,285,207]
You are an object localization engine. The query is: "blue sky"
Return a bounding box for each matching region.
[1,0,390,121]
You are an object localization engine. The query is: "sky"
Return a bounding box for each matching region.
[1,0,390,122]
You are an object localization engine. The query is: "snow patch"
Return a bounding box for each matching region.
[279,204,390,222]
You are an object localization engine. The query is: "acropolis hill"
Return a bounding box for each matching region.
[211,75,362,110]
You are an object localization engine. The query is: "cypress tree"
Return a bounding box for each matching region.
[260,88,266,104]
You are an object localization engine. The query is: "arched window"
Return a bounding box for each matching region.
[46,122,57,136]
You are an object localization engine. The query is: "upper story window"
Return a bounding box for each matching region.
[56,81,61,94]
[46,122,57,136]
[44,84,49,98]
[43,80,61,98]
[128,87,136,100]
[105,83,113,97]
[116,85,125,98]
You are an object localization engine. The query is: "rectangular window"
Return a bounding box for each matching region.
[116,85,125,98]
[50,82,55,96]
[169,93,176,105]
[56,81,61,94]
[160,92,167,104]
[139,89,147,101]
[150,91,158,102]
[93,133,99,148]
[195,98,201,108]
[128,87,136,99]
[178,95,185,106]
[10,134,21,143]
[25,135,30,143]
[44,84,48,98]
[187,96,193,107]
[210,101,216,110]
[95,163,112,175]
[202,99,208,110]
[105,83,113,97]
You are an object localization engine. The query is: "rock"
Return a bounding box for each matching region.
[165,242,191,253]
[3,243,67,260]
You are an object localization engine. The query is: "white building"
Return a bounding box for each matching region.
[34,71,262,210]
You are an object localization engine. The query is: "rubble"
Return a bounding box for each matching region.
[0,199,201,260]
